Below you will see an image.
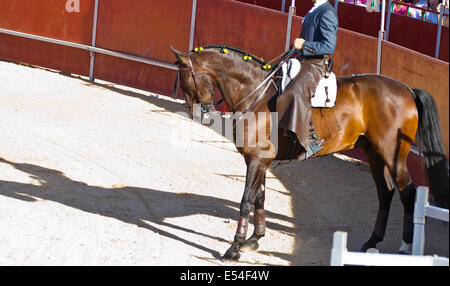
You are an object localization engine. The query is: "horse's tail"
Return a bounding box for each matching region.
[413,88,449,208]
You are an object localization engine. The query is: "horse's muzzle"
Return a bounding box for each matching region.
[200,103,216,114]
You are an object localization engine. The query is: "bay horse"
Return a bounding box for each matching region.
[170,45,449,261]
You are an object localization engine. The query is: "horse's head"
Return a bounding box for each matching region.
[170,45,217,117]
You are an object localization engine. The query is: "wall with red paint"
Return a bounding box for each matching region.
[0,34,91,76]
[336,3,381,38]
[381,41,449,156]
[92,0,193,95]
[0,0,94,75]
[237,0,284,11]
[389,13,449,61]
[0,0,94,43]
[194,0,289,61]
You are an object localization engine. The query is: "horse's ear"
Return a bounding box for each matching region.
[169,45,189,67]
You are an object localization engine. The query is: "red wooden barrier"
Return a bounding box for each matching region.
[0,34,91,76]
[92,0,193,95]
[389,13,449,61]
[237,0,284,11]
[336,2,381,38]
[334,29,379,74]
[236,0,449,62]
[0,0,94,75]
[0,0,94,44]
[381,41,449,156]
[194,0,289,61]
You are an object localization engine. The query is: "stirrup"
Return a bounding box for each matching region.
[305,141,323,159]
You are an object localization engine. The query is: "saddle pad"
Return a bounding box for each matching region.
[280,59,337,108]
[281,59,301,94]
[311,72,337,108]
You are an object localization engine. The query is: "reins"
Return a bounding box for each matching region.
[238,48,297,115]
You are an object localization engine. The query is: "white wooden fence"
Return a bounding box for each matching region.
[331,186,449,266]
[412,186,449,256]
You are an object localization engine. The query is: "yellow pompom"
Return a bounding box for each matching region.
[194,48,199,52]
[199,47,204,51]
[223,49,228,54]
[248,56,252,61]
[243,56,248,61]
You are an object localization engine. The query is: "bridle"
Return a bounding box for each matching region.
[175,48,298,115]
[174,53,218,113]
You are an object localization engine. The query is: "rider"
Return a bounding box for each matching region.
[277,0,338,159]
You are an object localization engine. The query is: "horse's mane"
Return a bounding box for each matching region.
[191,45,268,66]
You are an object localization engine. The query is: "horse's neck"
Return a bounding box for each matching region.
[217,65,267,113]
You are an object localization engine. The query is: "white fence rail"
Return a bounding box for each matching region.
[331,186,449,266]
[330,232,448,266]
[412,186,449,256]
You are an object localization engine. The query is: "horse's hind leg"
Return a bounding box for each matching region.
[366,129,417,253]
[385,133,417,253]
[390,156,416,253]
[361,146,396,252]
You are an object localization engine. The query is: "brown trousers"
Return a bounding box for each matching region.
[275,56,329,155]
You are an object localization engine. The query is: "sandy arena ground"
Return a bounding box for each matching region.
[0,60,447,266]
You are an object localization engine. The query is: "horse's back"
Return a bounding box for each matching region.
[313,74,419,154]
[336,74,418,120]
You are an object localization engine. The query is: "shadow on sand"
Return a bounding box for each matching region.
[0,157,296,262]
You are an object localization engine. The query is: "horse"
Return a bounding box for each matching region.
[169,44,449,261]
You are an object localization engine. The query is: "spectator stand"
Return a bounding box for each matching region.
[384,0,449,57]
[339,0,449,24]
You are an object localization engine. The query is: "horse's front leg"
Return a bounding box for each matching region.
[239,186,266,252]
[222,157,269,261]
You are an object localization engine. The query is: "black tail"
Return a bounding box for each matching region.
[413,88,449,209]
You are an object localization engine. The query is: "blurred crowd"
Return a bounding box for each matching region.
[340,0,449,26]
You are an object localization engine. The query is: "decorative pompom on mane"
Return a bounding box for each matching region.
[191,45,270,69]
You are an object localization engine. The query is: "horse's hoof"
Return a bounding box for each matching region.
[398,241,412,255]
[239,240,259,252]
[221,249,241,262]
[366,248,379,253]
[360,244,370,253]
[360,242,378,253]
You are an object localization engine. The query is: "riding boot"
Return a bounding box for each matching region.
[282,129,298,160]
[305,122,323,159]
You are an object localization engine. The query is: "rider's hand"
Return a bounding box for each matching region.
[294,38,305,50]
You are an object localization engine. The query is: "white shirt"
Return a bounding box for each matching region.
[302,0,329,23]
[308,0,329,13]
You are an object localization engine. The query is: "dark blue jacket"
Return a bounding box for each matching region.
[300,2,338,56]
